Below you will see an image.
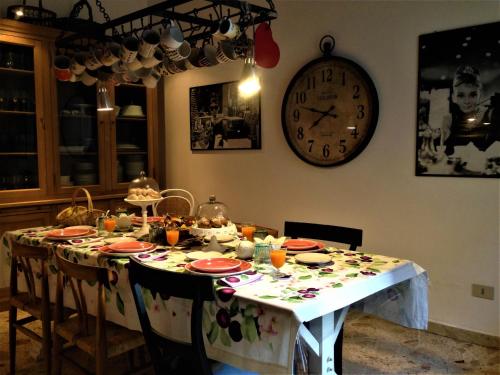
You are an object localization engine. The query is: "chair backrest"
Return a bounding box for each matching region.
[54,249,110,341]
[10,241,50,305]
[128,257,215,375]
[153,188,195,216]
[284,221,363,250]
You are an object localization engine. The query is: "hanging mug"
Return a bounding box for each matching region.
[80,69,98,86]
[70,52,87,75]
[141,47,164,68]
[120,36,139,63]
[160,21,184,50]
[165,40,191,62]
[85,49,103,70]
[142,69,161,88]
[54,55,72,81]
[139,29,161,58]
[213,17,241,40]
[100,42,121,66]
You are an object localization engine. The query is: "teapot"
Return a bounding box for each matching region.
[236,239,255,260]
[111,213,135,231]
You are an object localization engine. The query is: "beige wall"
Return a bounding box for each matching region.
[163,1,500,336]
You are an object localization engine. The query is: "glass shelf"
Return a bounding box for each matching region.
[0,110,35,115]
[0,67,34,75]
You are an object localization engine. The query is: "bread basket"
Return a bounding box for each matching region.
[56,187,105,227]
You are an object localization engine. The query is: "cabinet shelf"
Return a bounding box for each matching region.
[116,116,146,121]
[0,66,34,75]
[60,114,96,119]
[60,152,98,156]
[117,150,147,155]
[0,109,35,115]
[0,152,37,156]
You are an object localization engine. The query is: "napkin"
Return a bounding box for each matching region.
[67,237,104,246]
[220,272,263,288]
[131,250,170,262]
[254,235,286,248]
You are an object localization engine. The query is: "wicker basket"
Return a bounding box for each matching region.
[56,187,105,227]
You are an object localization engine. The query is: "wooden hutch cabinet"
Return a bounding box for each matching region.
[0,19,164,233]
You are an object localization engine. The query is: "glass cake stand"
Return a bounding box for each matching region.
[124,198,163,238]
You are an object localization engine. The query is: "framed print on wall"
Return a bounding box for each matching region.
[416,21,500,178]
[189,81,261,150]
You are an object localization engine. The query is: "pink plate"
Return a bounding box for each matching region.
[47,227,91,238]
[283,239,319,251]
[132,216,163,225]
[190,258,242,273]
[185,260,252,277]
[107,241,155,253]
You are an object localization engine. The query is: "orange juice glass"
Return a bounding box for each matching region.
[104,218,116,233]
[270,249,287,278]
[241,224,256,241]
[166,228,179,249]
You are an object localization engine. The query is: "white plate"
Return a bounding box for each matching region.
[295,253,332,265]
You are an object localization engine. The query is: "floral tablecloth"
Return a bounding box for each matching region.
[0,227,428,374]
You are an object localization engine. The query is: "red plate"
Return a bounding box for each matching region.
[47,227,90,238]
[132,216,163,225]
[283,239,320,251]
[185,260,252,277]
[107,241,155,253]
[190,258,242,273]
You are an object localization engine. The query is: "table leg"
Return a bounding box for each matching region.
[301,306,349,375]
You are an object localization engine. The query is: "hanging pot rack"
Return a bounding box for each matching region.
[55,0,277,49]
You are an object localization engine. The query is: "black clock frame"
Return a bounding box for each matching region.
[281,54,379,167]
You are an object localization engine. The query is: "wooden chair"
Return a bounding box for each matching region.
[9,242,52,375]
[128,257,257,375]
[284,221,363,375]
[284,221,362,250]
[52,249,145,375]
[153,188,195,217]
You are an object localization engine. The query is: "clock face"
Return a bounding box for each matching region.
[281,56,379,167]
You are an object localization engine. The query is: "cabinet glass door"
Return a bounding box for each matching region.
[0,41,39,191]
[57,81,101,188]
[114,84,149,184]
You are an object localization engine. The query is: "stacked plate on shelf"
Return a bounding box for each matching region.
[74,161,97,185]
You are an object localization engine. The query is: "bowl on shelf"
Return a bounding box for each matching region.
[121,105,144,117]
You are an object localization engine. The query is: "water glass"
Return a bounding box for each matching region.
[253,243,271,265]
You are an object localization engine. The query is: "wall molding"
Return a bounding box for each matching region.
[428,321,499,349]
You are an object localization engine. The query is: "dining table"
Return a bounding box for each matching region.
[0,226,428,375]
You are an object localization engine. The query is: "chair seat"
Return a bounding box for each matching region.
[55,315,144,358]
[10,292,54,320]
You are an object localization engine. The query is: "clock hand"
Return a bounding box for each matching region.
[309,105,335,129]
[300,106,324,114]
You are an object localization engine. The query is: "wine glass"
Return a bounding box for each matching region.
[270,248,287,278]
[166,225,179,250]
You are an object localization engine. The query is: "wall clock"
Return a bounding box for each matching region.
[281,35,379,167]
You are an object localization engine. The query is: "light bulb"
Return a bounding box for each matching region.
[15,8,24,17]
[238,59,261,98]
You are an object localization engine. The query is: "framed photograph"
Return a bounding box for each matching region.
[416,21,500,178]
[189,81,261,150]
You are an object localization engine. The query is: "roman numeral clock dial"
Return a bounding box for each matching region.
[281,35,379,167]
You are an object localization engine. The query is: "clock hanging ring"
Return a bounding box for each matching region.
[281,35,379,167]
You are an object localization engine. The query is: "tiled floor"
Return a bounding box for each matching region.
[0,310,498,375]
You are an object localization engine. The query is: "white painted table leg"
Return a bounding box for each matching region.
[305,306,349,375]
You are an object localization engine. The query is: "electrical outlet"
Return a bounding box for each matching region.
[471,284,494,300]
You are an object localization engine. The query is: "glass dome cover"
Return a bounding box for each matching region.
[196,195,230,228]
[126,171,161,200]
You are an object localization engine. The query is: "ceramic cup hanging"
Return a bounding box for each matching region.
[139,29,161,58]
[120,36,140,63]
[160,21,184,50]
[54,55,72,81]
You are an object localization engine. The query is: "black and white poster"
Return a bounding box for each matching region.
[190,81,261,150]
[416,21,500,177]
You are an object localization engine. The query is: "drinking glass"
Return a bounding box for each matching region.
[104,218,116,235]
[166,225,179,250]
[241,223,256,241]
[270,248,287,278]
